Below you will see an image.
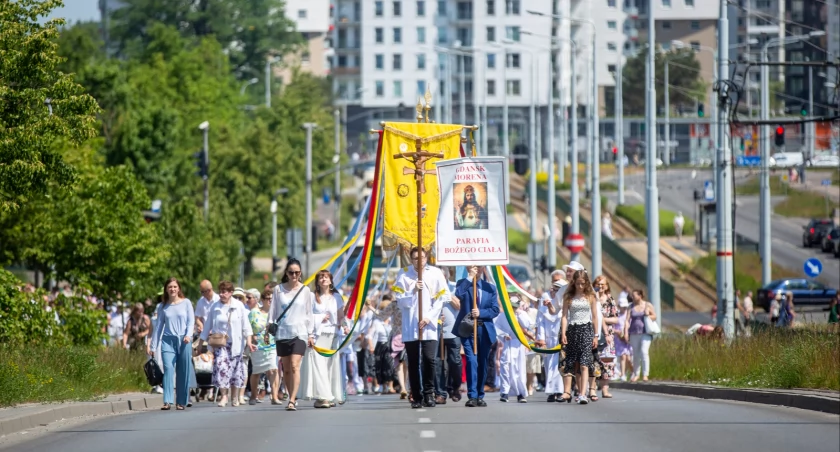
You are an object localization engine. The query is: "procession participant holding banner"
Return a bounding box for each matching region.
[392,246,448,409]
[452,265,500,407]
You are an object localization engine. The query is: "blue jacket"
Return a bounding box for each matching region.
[452,277,500,343]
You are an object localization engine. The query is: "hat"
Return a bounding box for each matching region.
[618,298,630,308]
[232,288,246,299]
[552,279,566,289]
[561,261,585,272]
[509,294,521,308]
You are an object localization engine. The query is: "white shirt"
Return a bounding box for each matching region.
[311,291,340,338]
[199,299,253,356]
[743,296,754,314]
[368,318,391,344]
[537,290,563,342]
[195,292,219,322]
[393,265,448,341]
[269,284,315,341]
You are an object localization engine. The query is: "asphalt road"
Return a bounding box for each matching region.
[607,168,840,289]
[2,392,837,452]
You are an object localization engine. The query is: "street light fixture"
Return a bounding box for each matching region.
[240,77,259,96]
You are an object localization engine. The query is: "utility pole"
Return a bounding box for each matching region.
[715,0,735,339]
[590,34,602,277]
[270,188,288,281]
[617,54,625,205]
[808,65,815,161]
[459,54,466,126]
[548,42,557,270]
[334,109,342,237]
[303,123,317,277]
[665,60,671,167]
[502,48,510,204]
[529,52,538,244]
[199,121,210,220]
[570,50,580,262]
[645,0,661,325]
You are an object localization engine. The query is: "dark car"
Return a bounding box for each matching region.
[756,278,838,312]
[821,227,840,253]
[802,219,834,247]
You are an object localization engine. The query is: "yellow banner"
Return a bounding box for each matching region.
[381,122,463,250]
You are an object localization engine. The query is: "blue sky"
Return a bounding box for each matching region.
[44,0,101,25]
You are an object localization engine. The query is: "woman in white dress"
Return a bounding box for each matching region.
[299,269,347,408]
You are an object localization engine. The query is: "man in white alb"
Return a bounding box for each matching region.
[392,246,448,408]
[535,270,566,402]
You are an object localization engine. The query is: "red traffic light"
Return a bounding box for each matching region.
[612,147,618,154]
[775,126,784,135]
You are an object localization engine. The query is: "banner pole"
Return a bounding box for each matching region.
[472,276,478,354]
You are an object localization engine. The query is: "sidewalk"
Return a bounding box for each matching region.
[611,381,840,415]
[0,392,162,437]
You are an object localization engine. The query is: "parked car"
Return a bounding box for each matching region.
[757,278,837,312]
[769,152,804,168]
[802,219,835,247]
[834,234,840,258]
[806,154,840,168]
[820,227,840,253]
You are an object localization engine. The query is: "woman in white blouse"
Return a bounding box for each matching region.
[269,258,314,411]
[200,280,255,407]
[299,269,347,408]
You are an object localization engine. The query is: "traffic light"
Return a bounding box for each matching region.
[799,104,807,116]
[193,150,208,178]
[271,257,282,274]
[513,144,528,175]
[612,146,618,155]
[697,103,705,118]
[774,126,785,147]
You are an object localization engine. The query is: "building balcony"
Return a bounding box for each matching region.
[625,6,639,19]
[335,16,360,26]
[746,24,780,35]
[335,44,361,52]
[331,67,361,76]
[627,28,639,41]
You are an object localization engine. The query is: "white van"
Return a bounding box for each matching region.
[769,152,804,168]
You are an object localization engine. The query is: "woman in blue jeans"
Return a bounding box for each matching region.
[149,277,195,410]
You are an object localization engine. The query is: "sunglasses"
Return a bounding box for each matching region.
[287,271,301,276]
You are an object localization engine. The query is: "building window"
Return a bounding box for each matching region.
[690,41,700,50]
[457,1,473,19]
[437,26,448,44]
[393,80,403,97]
[487,79,496,95]
[417,0,425,16]
[487,53,496,69]
[393,27,402,43]
[608,64,617,73]
[301,51,310,63]
[417,53,426,69]
[417,26,426,43]
[437,0,446,16]
[393,1,401,16]
[376,81,385,97]
[607,20,617,30]
[662,0,670,6]
[690,20,699,29]
[338,55,347,67]
[487,26,496,42]
[506,53,520,68]
[375,1,384,17]
[457,27,471,46]
[685,0,694,5]
[607,42,617,51]
[505,0,520,15]
[662,21,671,29]
[417,80,426,95]
[608,0,616,7]
[487,0,495,15]
[298,9,307,18]
[375,28,384,43]
[505,26,520,41]
[393,54,402,70]
[375,54,384,69]
[506,79,521,95]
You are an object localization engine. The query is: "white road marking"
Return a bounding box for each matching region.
[416,409,427,412]
[420,430,437,439]
[418,417,431,423]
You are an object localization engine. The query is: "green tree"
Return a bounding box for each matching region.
[0,0,100,211]
[622,44,707,116]
[109,0,302,79]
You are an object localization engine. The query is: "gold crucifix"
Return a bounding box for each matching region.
[393,140,443,327]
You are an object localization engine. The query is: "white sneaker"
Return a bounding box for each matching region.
[154,386,163,394]
[578,395,589,405]
[620,375,627,382]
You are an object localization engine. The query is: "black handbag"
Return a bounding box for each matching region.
[144,357,163,387]
[267,286,305,336]
[458,315,476,338]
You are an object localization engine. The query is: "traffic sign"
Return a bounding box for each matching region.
[703,180,715,201]
[821,179,832,186]
[744,133,752,141]
[736,155,761,166]
[803,258,822,278]
[564,233,585,254]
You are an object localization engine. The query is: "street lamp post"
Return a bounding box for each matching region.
[302,123,318,276]
[615,56,625,205]
[334,109,342,236]
[198,121,210,220]
[715,0,734,338]
[271,188,289,281]
[265,56,281,108]
[645,1,661,323]
[241,77,259,96]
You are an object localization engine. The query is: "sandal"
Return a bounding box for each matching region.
[589,390,599,402]
[286,401,297,411]
[559,392,572,403]
[176,405,185,410]
[161,404,171,410]
[602,390,613,398]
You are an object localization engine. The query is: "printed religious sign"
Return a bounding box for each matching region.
[434,156,509,265]
[380,122,464,251]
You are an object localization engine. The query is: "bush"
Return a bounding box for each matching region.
[508,228,529,254]
[615,204,695,236]
[692,252,799,296]
[56,295,109,346]
[0,345,149,407]
[0,270,66,346]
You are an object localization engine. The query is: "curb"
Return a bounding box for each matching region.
[0,394,162,437]
[611,381,840,415]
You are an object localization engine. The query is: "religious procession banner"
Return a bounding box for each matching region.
[380,122,464,252]
[434,157,509,266]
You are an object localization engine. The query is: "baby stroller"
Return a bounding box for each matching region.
[192,335,215,402]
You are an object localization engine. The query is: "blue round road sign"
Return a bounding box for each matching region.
[803,258,822,278]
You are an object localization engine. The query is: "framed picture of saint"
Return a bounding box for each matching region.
[453,182,489,230]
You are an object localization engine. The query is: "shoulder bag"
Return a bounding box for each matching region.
[266,286,305,336]
[207,307,232,348]
[643,302,661,335]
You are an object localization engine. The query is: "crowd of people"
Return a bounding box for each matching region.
[120,247,660,411]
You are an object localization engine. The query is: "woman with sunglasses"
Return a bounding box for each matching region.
[269,258,315,411]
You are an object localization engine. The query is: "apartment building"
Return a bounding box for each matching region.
[279,0,333,86]
[782,0,831,116]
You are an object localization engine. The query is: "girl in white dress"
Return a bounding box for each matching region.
[299,269,347,408]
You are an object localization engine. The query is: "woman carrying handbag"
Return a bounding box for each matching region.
[622,290,657,382]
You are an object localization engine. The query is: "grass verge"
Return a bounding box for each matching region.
[691,252,798,294]
[735,175,786,195]
[508,228,529,255]
[652,328,839,390]
[0,346,148,407]
[615,204,695,236]
[736,175,839,218]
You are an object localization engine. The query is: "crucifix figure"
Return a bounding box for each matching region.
[393,140,444,326]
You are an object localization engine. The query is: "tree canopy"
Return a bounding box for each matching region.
[622,44,707,117]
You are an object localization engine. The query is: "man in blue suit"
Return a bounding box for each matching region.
[452,265,500,407]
